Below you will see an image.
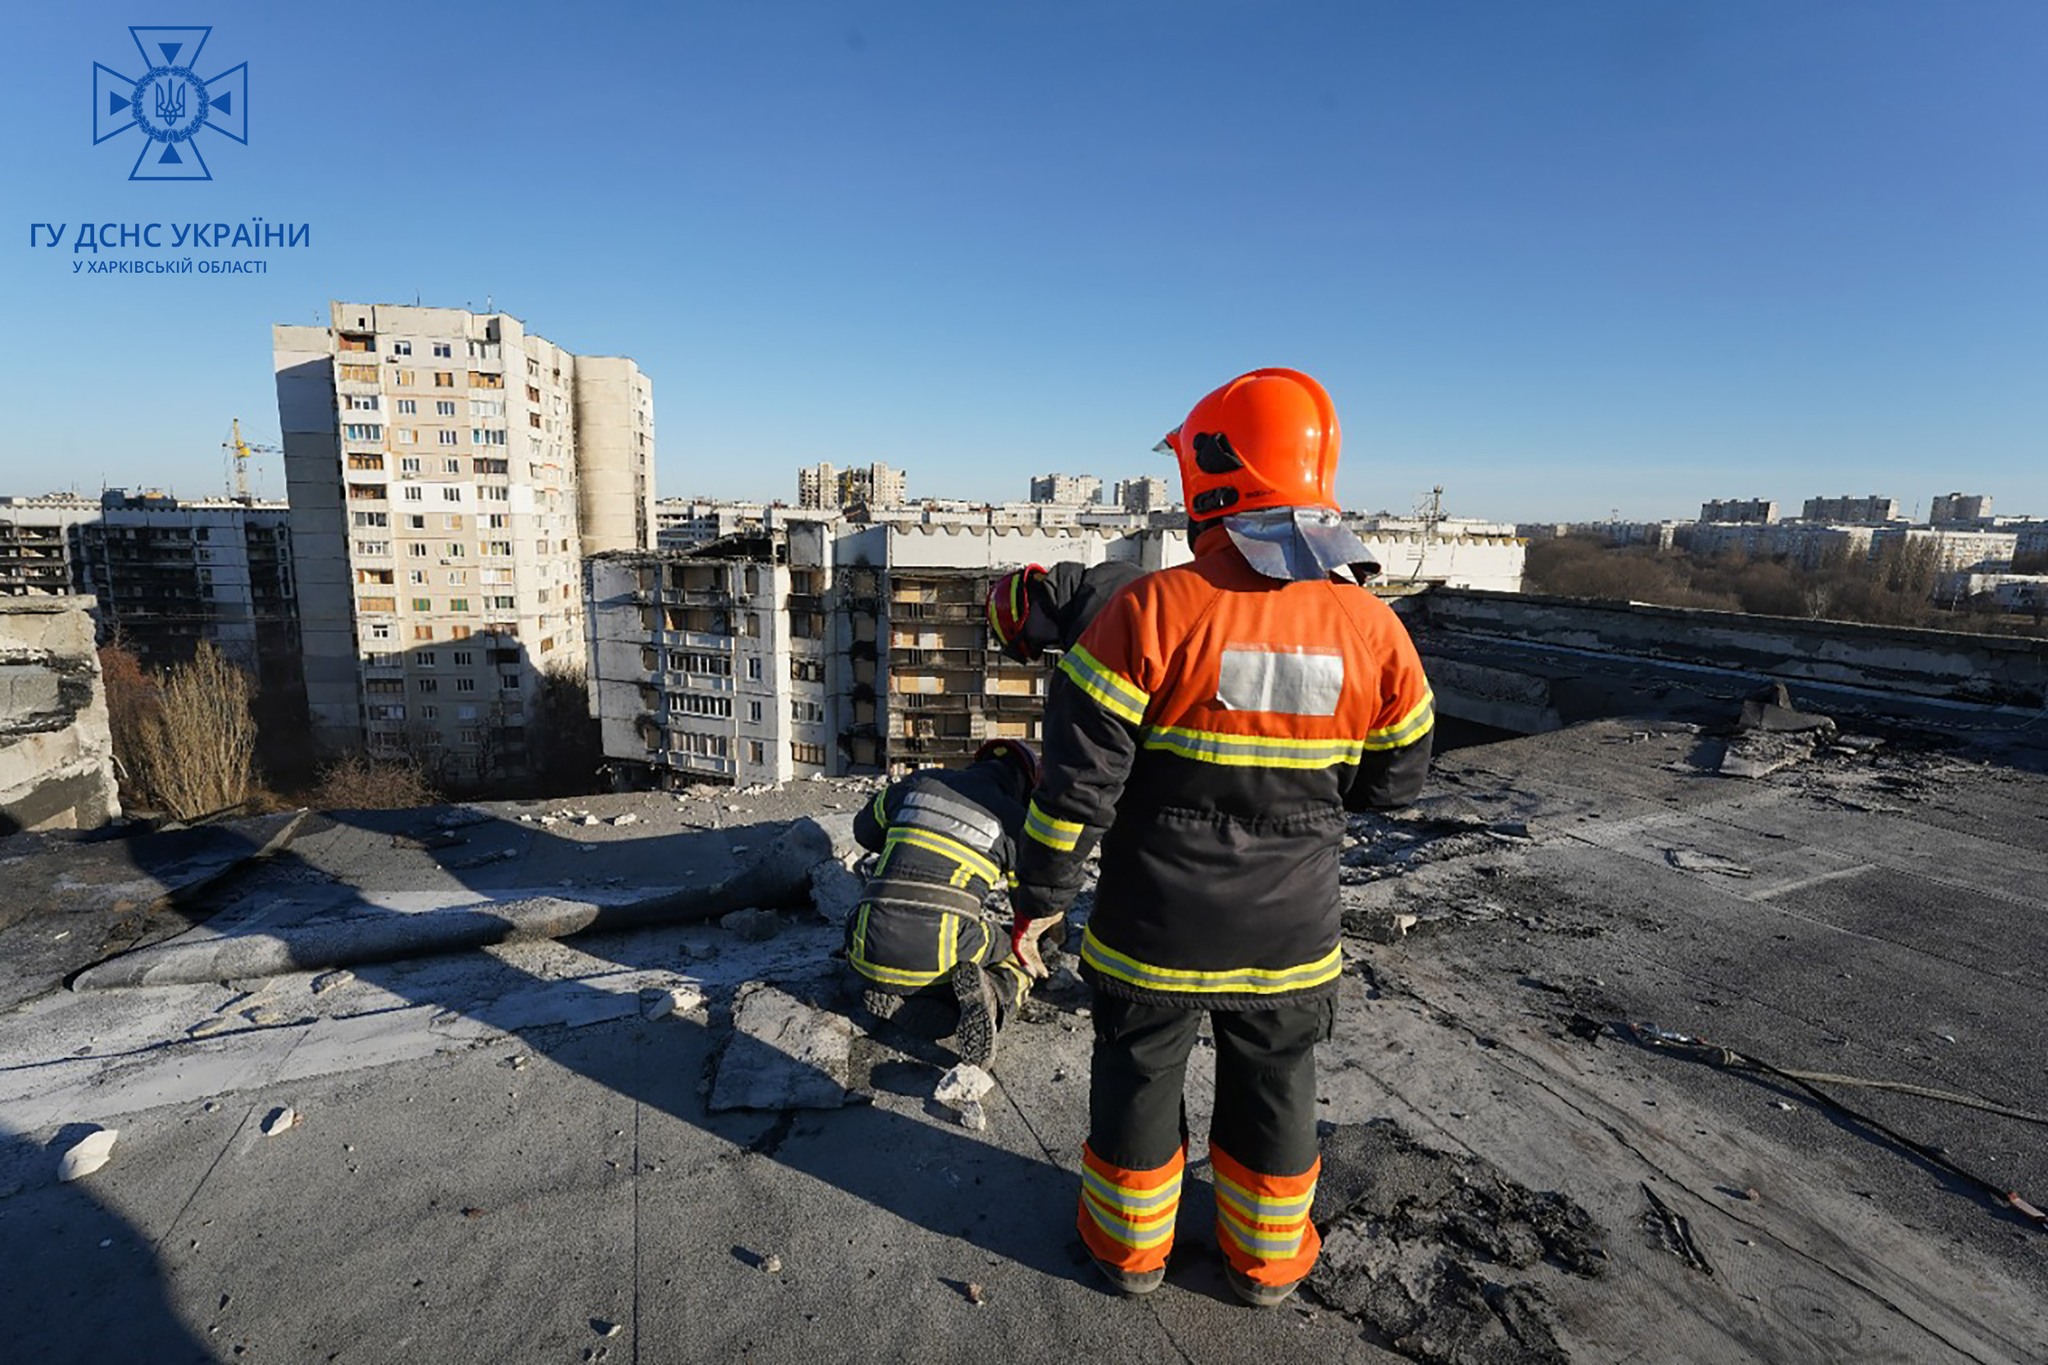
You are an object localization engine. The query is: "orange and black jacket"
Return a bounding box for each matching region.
[1012,531,1434,1010]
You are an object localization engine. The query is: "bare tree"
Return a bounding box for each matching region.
[133,642,258,820]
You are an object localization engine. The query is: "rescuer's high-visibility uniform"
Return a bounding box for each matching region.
[1014,367,1434,1303]
[846,746,1038,1060]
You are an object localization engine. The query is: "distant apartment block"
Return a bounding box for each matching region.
[1114,476,1176,514]
[1028,473,1103,506]
[273,302,654,777]
[798,462,905,511]
[1699,499,1779,525]
[2015,524,2048,573]
[1801,495,1901,525]
[1929,493,1994,526]
[587,518,1527,785]
[0,491,299,697]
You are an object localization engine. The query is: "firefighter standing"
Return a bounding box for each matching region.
[847,739,1041,1067]
[1012,368,1434,1306]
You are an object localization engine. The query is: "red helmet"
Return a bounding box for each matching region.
[984,564,1046,659]
[974,738,1041,793]
[1160,368,1341,518]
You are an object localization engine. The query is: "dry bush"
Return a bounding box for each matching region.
[309,752,440,810]
[96,639,159,802]
[131,642,258,820]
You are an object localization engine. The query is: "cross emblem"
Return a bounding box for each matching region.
[93,26,247,181]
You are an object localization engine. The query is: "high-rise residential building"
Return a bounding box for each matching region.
[272,302,654,778]
[1801,495,1901,525]
[799,462,906,512]
[1929,493,1994,526]
[1029,473,1103,506]
[1699,498,1779,525]
[797,463,836,510]
[1113,476,1176,514]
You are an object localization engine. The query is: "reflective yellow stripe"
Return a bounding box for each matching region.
[1217,1208,1307,1258]
[1082,1166,1183,1212]
[1059,645,1148,725]
[848,903,948,989]
[1079,925,1342,995]
[871,788,890,825]
[1214,1171,1315,1223]
[1141,724,1366,769]
[1364,689,1435,751]
[1024,799,1083,852]
[883,826,1000,885]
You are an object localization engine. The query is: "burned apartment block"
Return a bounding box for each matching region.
[588,517,1530,785]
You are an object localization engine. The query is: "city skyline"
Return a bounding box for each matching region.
[2,4,2044,522]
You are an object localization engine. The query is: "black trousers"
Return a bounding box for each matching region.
[1087,992,1332,1179]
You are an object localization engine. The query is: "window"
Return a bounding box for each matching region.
[400,456,421,473]
[432,342,452,358]
[343,423,383,441]
[368,622,392,640]
[347,482,387,501]
[347,453,384,470]
[456,678,477,693]
[416,678,439,694]
[444,458,462,472]
[471,399,504,418]
[486,595,517,610]
[407,515,426,529]
[433,372,455,387]
[396,399,417,415]
[347,395,381,411]
[526,384,541,403]
[339,363,376,382]
[471,429,507,446]
[747,657,763,681]
[485,540,512,556]
[438,430,459,446]
[748,700,762,724]
[419,705,438,720]
[500,674,520,691]
[364,650,398,667]
[359,595,396,612]
[392,340,413,356]
[395,369,415,386]
[412,597,432,611]
[444,515,464,530]
[479,485,509,502]
[408,570,426,584]
[447,569,468,585]
[397,429,417,445]
[414,624,434,640]
[446,543,466,558]
[417,652,437,667]
[339,333,374,353]
[791,742,826,766]
[442,486,462,503]
[457,705,478,720]
[453,651,474,666]
[355,540,391,556]
[436,400,457,417]
[351,510,388,528]
[472,371,504,389]
[449,597,470,612]
[749,741,765,765]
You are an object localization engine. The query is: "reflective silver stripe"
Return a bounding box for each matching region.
[1141,725,1364,769]
[898,788,1003,852]
[1216,646,1343,716]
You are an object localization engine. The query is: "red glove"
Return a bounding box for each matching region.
[1010,914,1066,980]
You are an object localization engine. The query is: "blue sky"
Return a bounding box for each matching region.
[2,2,2042,522]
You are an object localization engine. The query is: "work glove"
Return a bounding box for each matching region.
[1009,914,1066,981]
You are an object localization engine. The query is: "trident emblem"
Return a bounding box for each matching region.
[153,76,187,125]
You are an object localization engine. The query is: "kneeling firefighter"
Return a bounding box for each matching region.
[846,738,1041,1067]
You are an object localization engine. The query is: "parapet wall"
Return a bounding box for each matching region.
[0,596,120,834]
[1402,589,2048,752]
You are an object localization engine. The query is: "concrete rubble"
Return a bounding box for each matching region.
[0,752,2043,1363]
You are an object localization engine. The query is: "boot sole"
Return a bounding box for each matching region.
[950,963,998,1067]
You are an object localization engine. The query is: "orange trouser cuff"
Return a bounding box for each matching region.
[1077,1142,1185,1275]
[1209,1142,1321,1285]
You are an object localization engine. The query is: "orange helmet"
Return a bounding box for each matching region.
[1160,368,1341,518]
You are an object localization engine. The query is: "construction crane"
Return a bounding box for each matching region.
[222,418,281,503]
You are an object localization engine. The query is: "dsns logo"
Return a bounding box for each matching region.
[93,26,247,181]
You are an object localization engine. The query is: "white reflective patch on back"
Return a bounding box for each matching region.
[1215,646,1344,716]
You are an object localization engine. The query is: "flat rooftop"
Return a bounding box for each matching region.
[1,712,2043,1361]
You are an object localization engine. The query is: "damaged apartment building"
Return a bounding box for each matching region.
[586,518,1528,784]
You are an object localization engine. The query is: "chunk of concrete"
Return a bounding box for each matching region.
[708,981,854,1112]
[721,908,781,942]
[807,861,864,928]
[58,1127,118,1182]
[935,1063,995,1110]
